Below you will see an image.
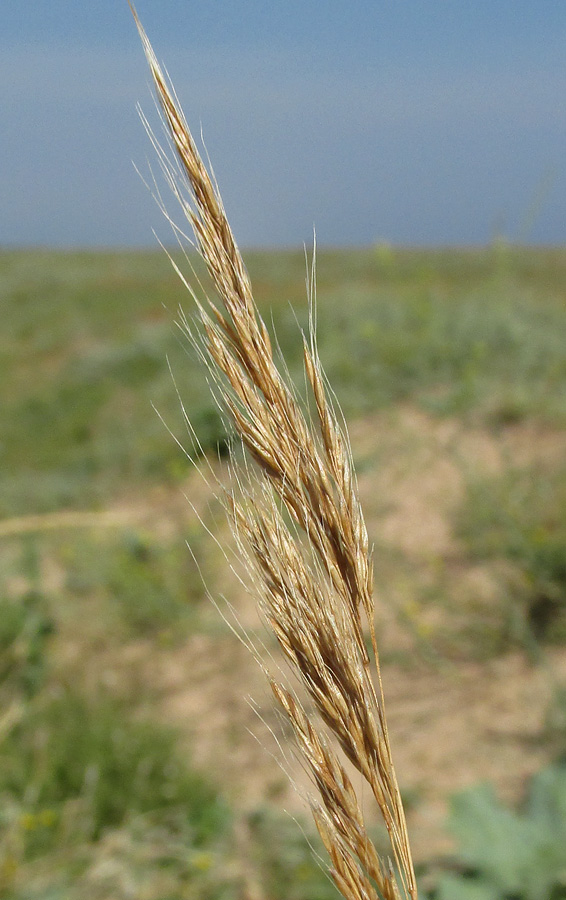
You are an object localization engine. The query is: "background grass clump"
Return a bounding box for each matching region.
[63,527,207,640]
[0,591,53,704]
[0,690,227,849]
[0,687,343,900]
[457,463,566,651]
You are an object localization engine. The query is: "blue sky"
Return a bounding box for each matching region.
[2,1,566,247]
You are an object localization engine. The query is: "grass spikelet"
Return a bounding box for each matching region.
[130,5,418,898]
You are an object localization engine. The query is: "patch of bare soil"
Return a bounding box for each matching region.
[153,632,566,864]
[383,649,566,862]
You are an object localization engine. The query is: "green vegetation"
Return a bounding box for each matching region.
[4,247,566,517]
[0,690,226,846]
[424,762,566,899]
[0,688,341,899]
[457,463,566,652]
[246,807,342,900]
[64,528,207,640]
[0,250,216,517]
[0,590,53,703]
[0,538,338,900]
[2,246,566,896]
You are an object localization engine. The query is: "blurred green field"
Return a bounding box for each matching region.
[1,245,566,899]
[4,244,566,518]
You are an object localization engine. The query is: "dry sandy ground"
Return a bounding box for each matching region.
[138,406,566,864]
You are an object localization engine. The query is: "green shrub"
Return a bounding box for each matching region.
[426,762,566,899]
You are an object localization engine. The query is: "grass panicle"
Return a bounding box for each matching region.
[131,5,417,898]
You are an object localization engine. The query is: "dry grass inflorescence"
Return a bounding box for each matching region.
[131,5,418,900]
